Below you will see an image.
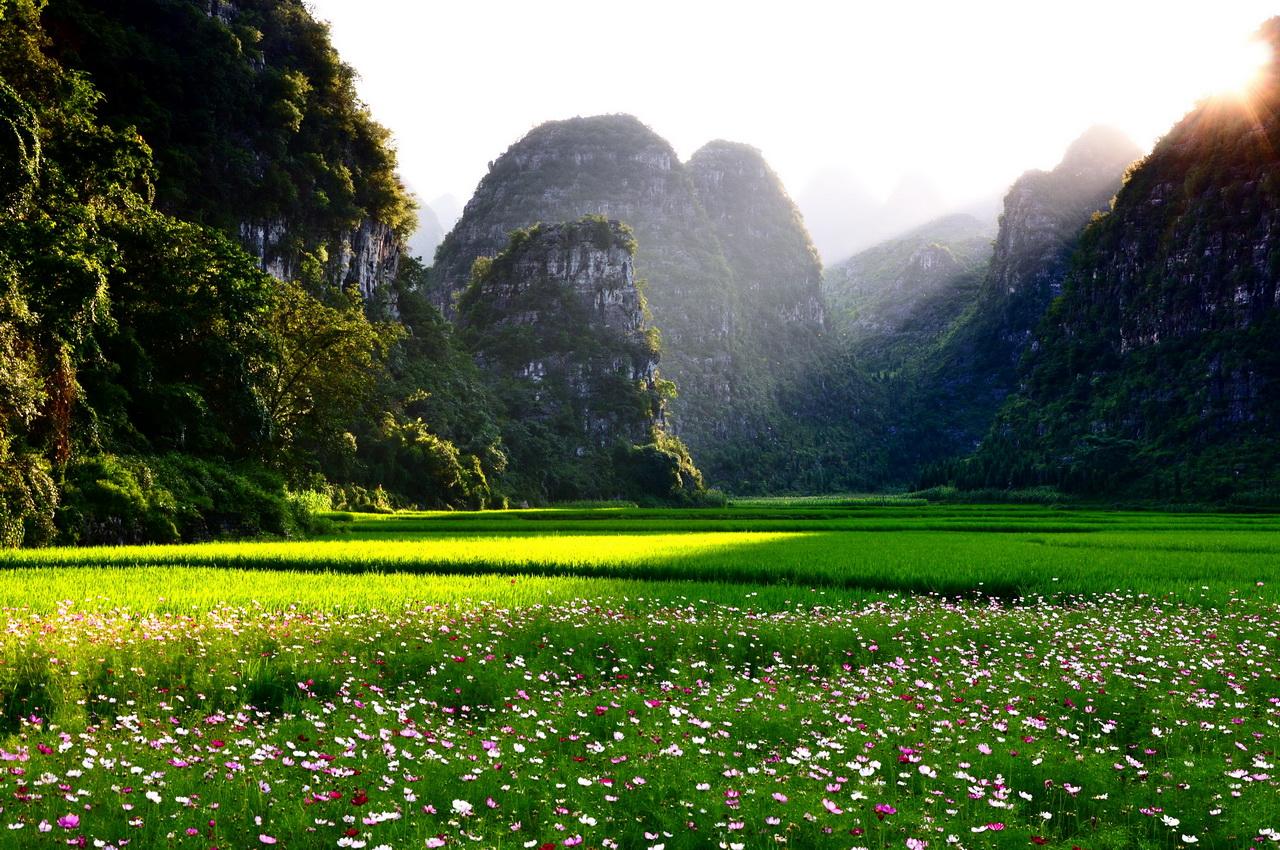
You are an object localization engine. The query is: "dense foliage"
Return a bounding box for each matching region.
[933,24,1280,502]
[41,0,414,239]
[0,0,452,545]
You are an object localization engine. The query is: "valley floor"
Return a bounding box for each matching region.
[0,503,1275,848]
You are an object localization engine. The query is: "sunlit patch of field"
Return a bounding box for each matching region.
[1,504,1277,605]
[0,504,1275,848]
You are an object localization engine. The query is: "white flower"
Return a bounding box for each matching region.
[1181,836,1198,844]
[1161,814,1180,828]
[451,799,472,816]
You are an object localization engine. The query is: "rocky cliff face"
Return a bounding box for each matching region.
[460,218,660,449]
[955,20,1280,499]
[430,115,734,445]
[459,218,705,501]
[239,217,400,302]
[687,140,826,371]
[823,213,994,374]
[983,125,1144,351]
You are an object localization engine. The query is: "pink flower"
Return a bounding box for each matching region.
[57,815,80,830]
[259,835,277,845]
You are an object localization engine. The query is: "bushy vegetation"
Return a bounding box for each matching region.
[0,0,424,545]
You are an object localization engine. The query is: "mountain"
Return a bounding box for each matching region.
[884,125,1142,480]
[797,171,956,265]
[428,115,736,445]
[41,0,414,300]
[458,217,703,502]
[824,213,995,375]
[430,193,463,231]
[943,20,1280,501]
[428,115,850,488]
[406,202,445,262]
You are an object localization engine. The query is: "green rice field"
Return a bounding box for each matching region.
[0,503,1275,848]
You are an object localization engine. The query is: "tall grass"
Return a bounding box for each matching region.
[0,505,1275,605]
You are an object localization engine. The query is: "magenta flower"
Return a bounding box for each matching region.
[57,814,80,829]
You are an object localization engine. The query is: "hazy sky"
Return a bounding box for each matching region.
[307,0,1276,219]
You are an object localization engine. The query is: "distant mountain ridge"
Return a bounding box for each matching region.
[824,212,996,375]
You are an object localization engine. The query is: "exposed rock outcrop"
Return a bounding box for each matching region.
[459,217,704,501]
[430,115,734,444]
[460,217,660,448]
[238,217,400,303]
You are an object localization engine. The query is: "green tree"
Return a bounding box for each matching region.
[258,280,399,475]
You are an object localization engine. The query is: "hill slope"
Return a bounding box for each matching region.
[947,21,1280,501]
[886,127,1141,480]
[824,213,995,375]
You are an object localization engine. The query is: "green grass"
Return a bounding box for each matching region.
[0,503,1275,609]
[0,503,1275,848]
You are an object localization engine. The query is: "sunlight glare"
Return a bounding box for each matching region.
[1200,38,1273,97]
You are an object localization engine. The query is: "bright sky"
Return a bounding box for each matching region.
[307,0,1276,220]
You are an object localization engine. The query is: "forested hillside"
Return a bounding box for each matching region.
[881,127,1140,482]
[937,19,1280,502]
[0,0,706,548]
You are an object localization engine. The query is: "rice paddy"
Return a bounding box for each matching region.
[0,503,1275,848]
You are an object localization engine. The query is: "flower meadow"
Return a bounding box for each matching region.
[0,588,1275,850]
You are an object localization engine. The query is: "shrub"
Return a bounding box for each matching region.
[56,454,292,544]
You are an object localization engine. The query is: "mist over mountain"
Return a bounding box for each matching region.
[429,193,464,231]
[883,125,1142,480]
[824,213,996,375]
[406,201,444,262]
[797,170,990,265]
